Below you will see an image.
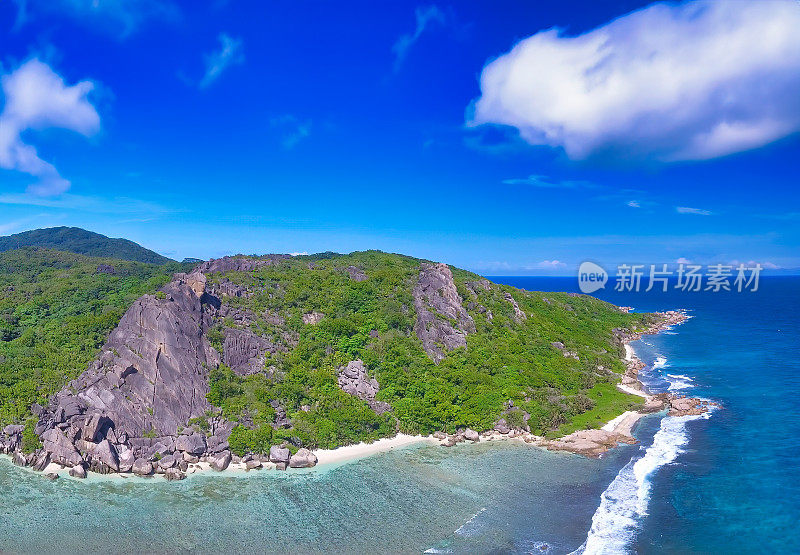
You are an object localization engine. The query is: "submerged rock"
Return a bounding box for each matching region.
[69,464,87,479]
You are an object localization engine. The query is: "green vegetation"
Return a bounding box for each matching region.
[0,245,652,455]
[0,248,181,425]
[203,251,651,449]
[0,227,173,264]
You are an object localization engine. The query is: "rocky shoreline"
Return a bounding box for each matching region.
[0,308,718,481]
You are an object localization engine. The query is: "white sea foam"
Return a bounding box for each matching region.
[570,413,709,554]
[454,507,486,537]
[652,356,668,369]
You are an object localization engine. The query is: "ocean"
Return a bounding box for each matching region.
[0,276,797,553]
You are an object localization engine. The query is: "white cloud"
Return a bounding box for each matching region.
[502,174,593,188]
[675,257,692,264]
[676,206,712,216]
[626,200,641,208]
[393,6,446,70]
[530,260,567,269]
[13,0,177,36]
[200,33,244,88]
[270,115,312,149]
[289,252,309,257]
[0,59,100,196]
[470,0,800,162]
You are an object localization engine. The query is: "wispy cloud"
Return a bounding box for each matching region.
[12,0,178,37]
[270,115,312,149]
[0,192,175,216]
[676,206,713,216]
[626,200,641,208]
[200,33,244,88]
[392,6,445,71]
[502,174,595,189]
[0,59,100,196]
[528,260,567,270]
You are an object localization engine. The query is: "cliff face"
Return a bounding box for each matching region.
[412,263,476,363]
[50,273,217,439]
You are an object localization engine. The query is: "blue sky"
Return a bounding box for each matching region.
[1,0,798,274]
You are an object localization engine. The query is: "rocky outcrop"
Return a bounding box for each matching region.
[346,266,368,282]
[302,312,324,325]
[504,292,527,322]
[669,396,719,416]
[223,328,273,376]
[337,360,391,414]
[412,263,476,363]
[196,255,291,275]
[44,273,217,446]
[41,428,83,467]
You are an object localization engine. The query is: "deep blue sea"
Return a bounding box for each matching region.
[0,276,797,553]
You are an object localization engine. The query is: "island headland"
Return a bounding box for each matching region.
[0,250,715,480]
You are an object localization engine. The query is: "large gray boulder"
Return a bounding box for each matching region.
[289,448,317,468]
[210,451,231,471]
[132,458,153,476]
[91,440,119,473]
[41,428,83,467]
[269,446,290,465]
[176,433,206,455]
[464,428,480,442]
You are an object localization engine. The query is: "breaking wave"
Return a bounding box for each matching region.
[569,413,709,554]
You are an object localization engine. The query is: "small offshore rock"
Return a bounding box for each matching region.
[44,472,59,481]
[69,464,87,479]
[164,467,185,481]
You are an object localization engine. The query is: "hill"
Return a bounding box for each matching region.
[0,249,657,473]
[0,227,173,264]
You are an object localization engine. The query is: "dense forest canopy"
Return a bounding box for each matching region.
[0,246,651,455]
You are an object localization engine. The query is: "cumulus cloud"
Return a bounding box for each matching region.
[13,0,177,36]
[392,5,446,70]
[200,33,244,88]
[470,0,800,162]
[676,206,712,216]
[0,59,100,196]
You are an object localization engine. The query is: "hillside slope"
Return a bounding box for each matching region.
[0,250,656,476]
[0,227,172,264]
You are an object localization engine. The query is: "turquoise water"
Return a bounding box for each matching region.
[1,276,797,553]
[0,439,639,553]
